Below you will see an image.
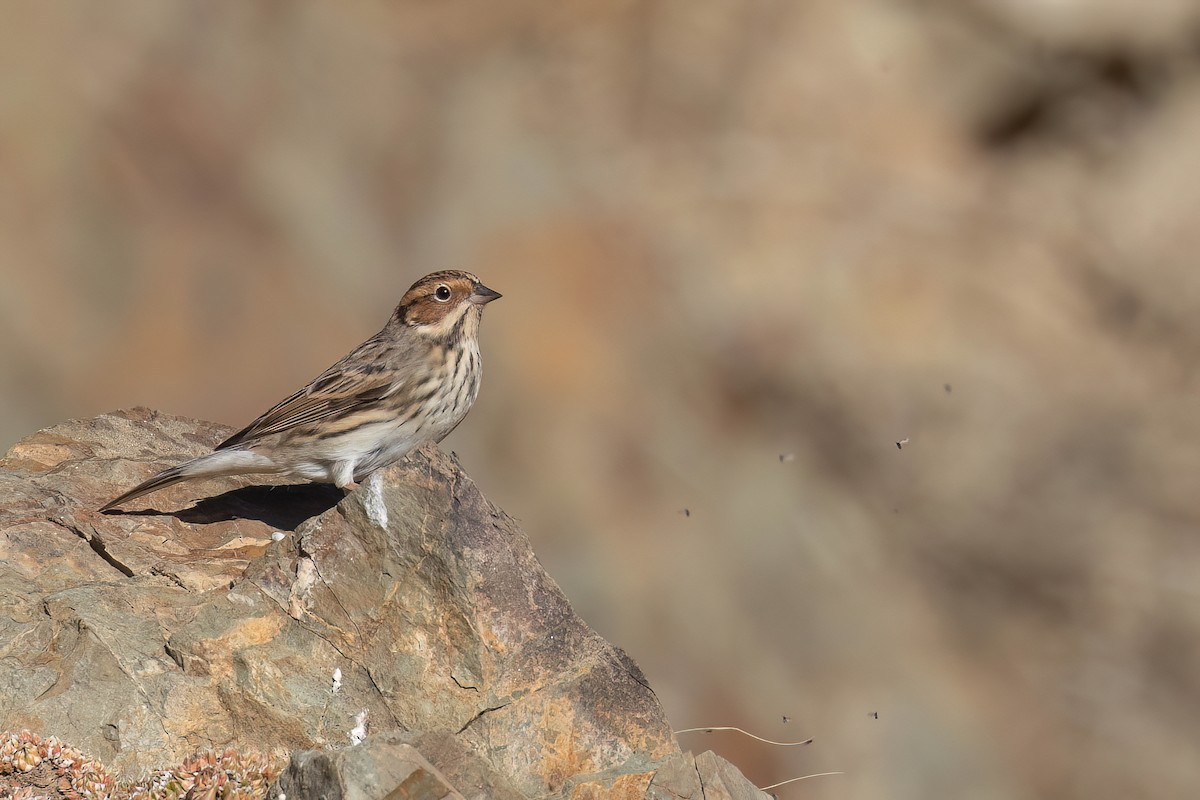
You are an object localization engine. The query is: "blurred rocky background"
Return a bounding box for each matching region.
[3,1,1199,798]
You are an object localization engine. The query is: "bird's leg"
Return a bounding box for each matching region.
[332,461,359,491]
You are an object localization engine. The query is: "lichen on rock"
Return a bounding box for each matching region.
[0,730,280,800]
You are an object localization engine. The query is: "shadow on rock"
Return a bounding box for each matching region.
[104,483,346,530]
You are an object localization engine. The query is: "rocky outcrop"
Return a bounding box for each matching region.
[0,409,765,799]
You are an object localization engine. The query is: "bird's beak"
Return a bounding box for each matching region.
[470,283,502,305]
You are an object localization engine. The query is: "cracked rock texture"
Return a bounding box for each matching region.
[0,409,764,799]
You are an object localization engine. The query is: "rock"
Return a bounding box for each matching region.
[272,735,767,800]
[275,731,523,800]
[276,737,465,800]
[0,409,765,799]
[647,751,769,800]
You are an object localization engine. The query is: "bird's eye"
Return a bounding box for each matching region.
[434,284,452,302]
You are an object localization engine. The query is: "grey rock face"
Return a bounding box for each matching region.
[0,409,764,799]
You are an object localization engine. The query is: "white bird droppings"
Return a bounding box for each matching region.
[364,472,388,529]
[349,709,369,745]
[288,556,318,619]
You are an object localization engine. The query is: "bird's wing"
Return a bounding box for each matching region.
[217,336,417,449]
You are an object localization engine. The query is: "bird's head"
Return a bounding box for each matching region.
[394,270,501,340]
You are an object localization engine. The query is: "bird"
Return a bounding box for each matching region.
[101,270,501,511]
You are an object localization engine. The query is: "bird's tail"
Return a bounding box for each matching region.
[100,449,277,511]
